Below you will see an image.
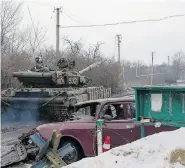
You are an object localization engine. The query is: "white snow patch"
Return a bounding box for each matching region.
[65,128,185,168]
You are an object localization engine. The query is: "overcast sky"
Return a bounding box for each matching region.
[19,0,185,64]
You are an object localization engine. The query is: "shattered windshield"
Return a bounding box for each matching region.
[72,102,100,120]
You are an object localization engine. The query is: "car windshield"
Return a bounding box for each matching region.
[73,102,101,120]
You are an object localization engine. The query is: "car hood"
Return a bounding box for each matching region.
[36,119,95,140]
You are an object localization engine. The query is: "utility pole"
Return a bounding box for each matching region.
[116,34,124,93]
[116,34,122,64]
[56,7,61,57]
[168,56,170,68]
[151,52,154,85]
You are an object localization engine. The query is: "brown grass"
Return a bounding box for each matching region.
[170,148,185,166]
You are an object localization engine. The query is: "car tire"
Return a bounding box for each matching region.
[59,141,81,165]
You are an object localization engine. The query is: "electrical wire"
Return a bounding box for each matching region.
[63,8,90,24]
[62,7,119,43]
[26,4,43,58]
[24,1,52,8]
[50,8,55,19]
[63,11,84,25]
[60,14,185,28]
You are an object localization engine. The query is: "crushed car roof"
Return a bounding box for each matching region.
[75,95,134,106]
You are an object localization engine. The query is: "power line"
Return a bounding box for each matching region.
[24,1,51,8]
[63,11,84,25]
[26,4,43,58]
[50,8,55,19]
[63,9,87,24]
[62,8,116,36]
[63,7,90,22]
[60,14,185,28]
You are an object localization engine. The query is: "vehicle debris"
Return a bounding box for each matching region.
[1,130,75,168]
[1,143,27,167]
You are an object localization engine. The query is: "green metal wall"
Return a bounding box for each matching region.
[133,86,185,124]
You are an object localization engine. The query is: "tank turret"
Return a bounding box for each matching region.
[12,57,93,88]
[1,57,111,123]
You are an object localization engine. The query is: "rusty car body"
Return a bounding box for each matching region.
[33,96,177,164]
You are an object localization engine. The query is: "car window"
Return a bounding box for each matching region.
[129,102,136,118]
[100,102,135,120]
[77,106,91,115]
[75,103,100,117]
[100,103,121,119]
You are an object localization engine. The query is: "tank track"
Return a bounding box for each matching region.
[1,103,73,123]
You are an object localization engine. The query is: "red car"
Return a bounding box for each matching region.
[35,96,177,164]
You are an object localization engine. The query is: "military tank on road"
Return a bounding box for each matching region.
[1,57,111,122]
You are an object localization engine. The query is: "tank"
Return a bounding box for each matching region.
[1,56,111,123]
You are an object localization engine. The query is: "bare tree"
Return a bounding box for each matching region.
[172,52,185,80]
[1,0,23,45]
[27,23,47,57]
[63,37,82,58]
[1,1,48,89]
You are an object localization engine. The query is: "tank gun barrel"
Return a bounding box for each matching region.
[79,60,103,74]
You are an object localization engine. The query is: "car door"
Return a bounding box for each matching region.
[101,102,140,149]
[72,102,100,156]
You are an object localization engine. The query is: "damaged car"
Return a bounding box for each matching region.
[25,96,177,164]
[2,96,178,167]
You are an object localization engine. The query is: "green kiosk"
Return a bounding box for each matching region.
[132,86,185,137]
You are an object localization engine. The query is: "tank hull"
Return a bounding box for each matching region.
[1,87,111,123]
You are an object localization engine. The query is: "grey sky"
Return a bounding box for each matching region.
[19,0,185,64]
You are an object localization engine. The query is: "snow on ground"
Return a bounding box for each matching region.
[65,128,185,168]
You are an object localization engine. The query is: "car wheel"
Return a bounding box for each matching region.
[59,141,81,165]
